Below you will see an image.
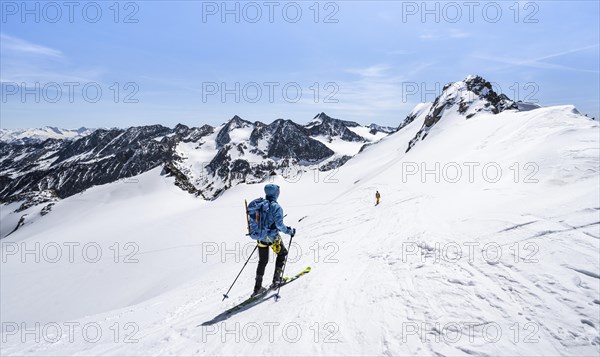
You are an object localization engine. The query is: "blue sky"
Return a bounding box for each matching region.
[1,0,599,128]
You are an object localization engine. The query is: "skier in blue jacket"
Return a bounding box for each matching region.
[253,184,296,296]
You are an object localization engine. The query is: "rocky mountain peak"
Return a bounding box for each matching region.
[405,75,519,152]
[181,124,214,143]
[216,115,254,148]
[305,113,364,142]
[174,123,190,133]
[313,112,331,122]
[421,75,517,127]
[368,123,397,135]
[229,115,252,127]
[311,112,360,127]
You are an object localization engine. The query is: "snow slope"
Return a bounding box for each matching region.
[1,105,599,356]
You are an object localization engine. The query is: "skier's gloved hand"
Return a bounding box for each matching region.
[287,226,296,237]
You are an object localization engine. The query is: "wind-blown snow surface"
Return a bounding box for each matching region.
[1,105,599,356]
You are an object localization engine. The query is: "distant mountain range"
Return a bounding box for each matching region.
[0,113,396,208]
[0,127,95,145]
[1,75,571,212]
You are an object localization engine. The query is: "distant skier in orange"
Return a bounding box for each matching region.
[375,190,381,206]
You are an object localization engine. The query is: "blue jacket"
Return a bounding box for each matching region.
[263,184,293,241]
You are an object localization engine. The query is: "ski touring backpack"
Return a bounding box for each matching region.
[246,197,271,242]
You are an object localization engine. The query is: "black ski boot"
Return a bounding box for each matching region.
[251,275,266,297]
[270,268,284,289]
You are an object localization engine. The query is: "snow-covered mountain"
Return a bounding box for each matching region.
[405,75,519,152]
[0,114,391,207]
[172,113,394,199]
[1,75,598,356]
[0,125,178,208]
[0,126,95,144]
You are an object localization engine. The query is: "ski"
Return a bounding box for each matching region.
[200,267,311,326]
[221,289,268,315]
[227,266,311,313]
[281,266,311,285]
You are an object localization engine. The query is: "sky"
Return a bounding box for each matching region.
[1,0,599,129]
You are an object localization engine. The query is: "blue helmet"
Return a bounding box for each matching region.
[264,184,280,201]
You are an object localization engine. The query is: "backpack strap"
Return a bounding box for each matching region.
[268,201,278,230]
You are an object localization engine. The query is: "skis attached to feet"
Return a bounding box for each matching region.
[228,266,310,312]
[242,266,310,307]
[274,266,311,301]
[201,267,311,325]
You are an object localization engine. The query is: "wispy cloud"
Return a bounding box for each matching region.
[0,33,102,84]
[346,64,392,78]
[449,29,471,39]
[291,62,436,123]
[419,33,435,40]
[419,28,473,40]
[534,44,599,62]
[475,44,600,73]
[0,33,62,58]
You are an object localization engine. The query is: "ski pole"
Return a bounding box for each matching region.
[222,244,258,301]
[274,232,295,301]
